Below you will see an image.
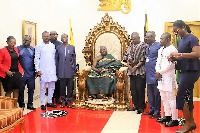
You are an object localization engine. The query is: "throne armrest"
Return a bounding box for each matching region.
[119,67,128,72]
[85,66,92,71]
[0,96,17,109]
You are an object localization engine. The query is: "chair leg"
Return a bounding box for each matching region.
[20,119,24,133]
[116,90,119,103]
[82,89,85,101]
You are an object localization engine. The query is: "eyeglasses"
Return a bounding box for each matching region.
[173,29,180,34]
[50,34,58,36]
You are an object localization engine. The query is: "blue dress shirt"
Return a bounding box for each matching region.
[145,42,161,84]
[17,45,35,78]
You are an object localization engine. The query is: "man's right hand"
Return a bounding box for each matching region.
[155,72,162,81]
[6,70,13,77]
[37,71,42,77]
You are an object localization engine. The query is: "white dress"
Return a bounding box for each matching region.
[155,45,178,92]
[34,42,57,83]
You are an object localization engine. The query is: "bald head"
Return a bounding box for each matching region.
[61,33,68,43]
[145,31,156,45]
[23,35,31,47]
[162,32,171,40]
[50,30,58,41]
[100,46,107,56]
[131,32,140,45]
[148,31,156,37]
[160,32,171,47]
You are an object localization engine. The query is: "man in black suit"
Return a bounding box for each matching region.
[50,30,62,104]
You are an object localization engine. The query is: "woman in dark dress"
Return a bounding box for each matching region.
[0,36,23,100]
[170,20,200,133]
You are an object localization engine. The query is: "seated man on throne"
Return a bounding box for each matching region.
[86,46,122,100]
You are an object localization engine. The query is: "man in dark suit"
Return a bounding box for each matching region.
[50,31,62,104]
[56,33,76,108]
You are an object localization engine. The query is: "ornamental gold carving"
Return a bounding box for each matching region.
[82,13,131,66]
[98,0,131,14]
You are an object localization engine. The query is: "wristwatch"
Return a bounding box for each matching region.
[135,65,139,68]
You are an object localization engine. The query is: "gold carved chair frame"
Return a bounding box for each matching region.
[73,13,131,111]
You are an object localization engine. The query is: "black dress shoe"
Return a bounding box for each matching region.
[41,105,46,110]
[47,103,57,108]
[143,111,154,115]
[165,120,179,127]
[137,109,144,114]
[156,116,171,124]
[149,114,161,119]
[128,107,138,111]
[27,106,36,110]
[56,99,62,104]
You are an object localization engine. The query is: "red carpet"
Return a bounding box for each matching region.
[9,101,200,133]
[9,107,113,133]
[138,101,200,133]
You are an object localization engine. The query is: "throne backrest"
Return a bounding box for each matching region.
[82,13,131,66]
[95,33,122,60]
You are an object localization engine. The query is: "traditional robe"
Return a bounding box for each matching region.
[87,54,122,95]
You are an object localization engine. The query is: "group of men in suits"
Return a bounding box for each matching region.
[19,31,76,110]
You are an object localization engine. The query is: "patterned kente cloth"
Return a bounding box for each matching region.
[86,54,122,95]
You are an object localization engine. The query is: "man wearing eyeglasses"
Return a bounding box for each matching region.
[144,31,161,119]
[50,31,62,104]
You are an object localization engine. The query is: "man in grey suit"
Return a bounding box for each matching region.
[56,33,76,108]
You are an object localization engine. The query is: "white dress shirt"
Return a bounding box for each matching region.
[34,42,57,82]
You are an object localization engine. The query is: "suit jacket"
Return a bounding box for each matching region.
[56,44,76,78]
[0,47,23,78]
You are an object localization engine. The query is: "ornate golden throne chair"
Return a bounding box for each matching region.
[72,13,131,111]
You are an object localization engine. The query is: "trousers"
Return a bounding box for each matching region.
[40,81,55,105]
[60,78,73,103]
[159,89,178,120]
[18,76,35,107]
[130,75,146,109]
[147,83,161,115]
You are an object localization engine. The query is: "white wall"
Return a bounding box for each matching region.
[0,0,200,99]
[0,0,200,69]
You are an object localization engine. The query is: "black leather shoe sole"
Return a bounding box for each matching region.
[165,120,179,127]
[47,103,57,108]
[137,109,144,114]
[143,111,154,115]
[41,105,46,110]
[27,106,36,110]
[128,107,138,111]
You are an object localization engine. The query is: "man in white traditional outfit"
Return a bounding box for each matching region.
[34,31,57,110]
[155,32,179,127]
